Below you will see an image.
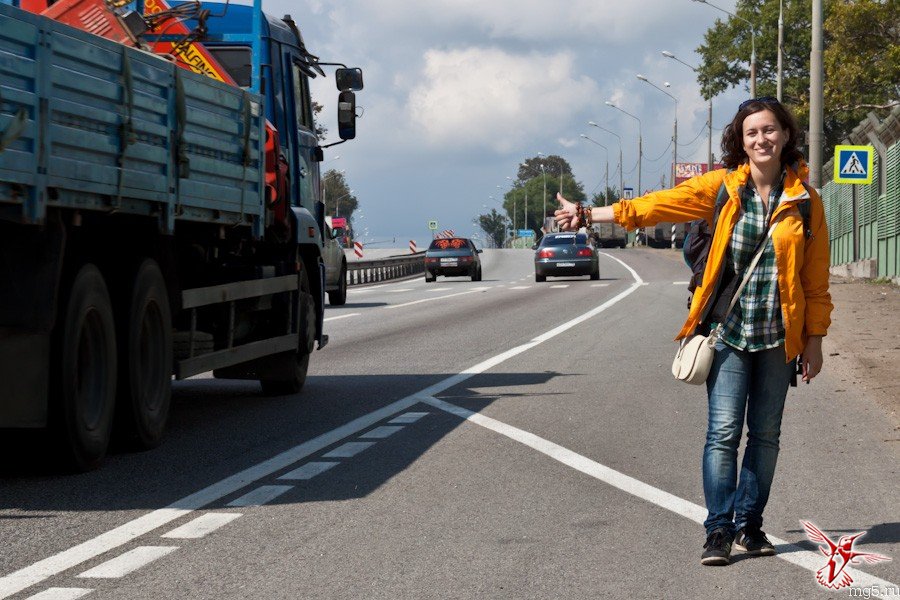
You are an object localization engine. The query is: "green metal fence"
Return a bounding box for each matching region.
[820,108,900,279]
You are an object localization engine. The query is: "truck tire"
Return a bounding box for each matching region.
[51,263,117,471]
[116,259,172,450]
[328,262,348,305]
[260,269,314,396]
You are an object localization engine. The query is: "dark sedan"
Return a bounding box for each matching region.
[424,237,482,282]
[534,232,599,282]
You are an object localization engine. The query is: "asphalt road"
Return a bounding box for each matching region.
[1,248,897,599]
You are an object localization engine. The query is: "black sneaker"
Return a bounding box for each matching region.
[734,527,777,556]
[701,527,734,566]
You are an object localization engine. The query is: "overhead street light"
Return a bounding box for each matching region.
[588,121,623,198]
[662,50,714,170]
[691,0,757,98]
[580,134,610,206]
[605,101,642,198]
[636,73,678,187]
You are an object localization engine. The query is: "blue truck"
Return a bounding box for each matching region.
[0,0,362,469]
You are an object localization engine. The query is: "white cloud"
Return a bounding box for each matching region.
[407,47,598,153]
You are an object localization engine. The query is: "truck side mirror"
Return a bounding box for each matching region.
[335,67,363,91]
[338,91,356,140]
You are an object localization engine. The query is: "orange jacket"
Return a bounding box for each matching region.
[613,162,832,361]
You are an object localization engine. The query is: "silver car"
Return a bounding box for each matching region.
[534,232,599,282]
[322,223,347,305]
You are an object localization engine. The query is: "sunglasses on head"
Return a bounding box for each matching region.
[738,96,779,111]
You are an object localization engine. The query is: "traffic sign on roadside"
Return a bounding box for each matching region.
[427,220,438,230]
[623,187,634,199]
[834,145,874,184]
[517,229,534,237]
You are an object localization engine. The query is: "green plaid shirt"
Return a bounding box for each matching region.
[720,182,785,351]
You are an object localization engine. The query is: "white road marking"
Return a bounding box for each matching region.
[385,289,484,309]
[359,426,404,439]
[322,441,375,458]
[426,287,452,292]
[388,412,430,424]
[386,288,413,293]
[510,286,531,290]
[161,513,242,539]
[549,284,569,289]
[323,313,360,322]
[0,253,636,599]
[226,485,294,507]
[590,284,609,287]
[278,461,339,481]
[25,589,93,600]
[420,394,895,590]
[672,281,689,285]
[78,547,178,579]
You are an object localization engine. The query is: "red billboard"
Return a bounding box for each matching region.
[675,162,724,186]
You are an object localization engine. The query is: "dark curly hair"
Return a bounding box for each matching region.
[720,99,803,169]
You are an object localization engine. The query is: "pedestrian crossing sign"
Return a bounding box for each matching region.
[834,145,874,184]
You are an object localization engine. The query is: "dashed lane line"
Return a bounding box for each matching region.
[384,289,486,309]
[161,513,243,539]
[25,589,93,600]
[322,441,376,458]
[359,426,404,439]
[278,461,339,481]
[78,547,178,579]
[226,485,294,508]
[323,313,360,322]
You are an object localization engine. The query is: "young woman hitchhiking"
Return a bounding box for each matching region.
[555,97,833,566]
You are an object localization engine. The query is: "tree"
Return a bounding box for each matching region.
[504,172,585,235]
[695,0,898,148]
[322,169,357,220]
[591,186,620,207]
[517,154,573,184]
[477,209,508,248]
[312,101,327,140]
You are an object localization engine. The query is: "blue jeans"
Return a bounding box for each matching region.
[702,342,794,535]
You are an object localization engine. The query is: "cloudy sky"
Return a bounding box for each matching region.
[270,0,749,247]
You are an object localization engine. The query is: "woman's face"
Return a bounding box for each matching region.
[742,108,788,168]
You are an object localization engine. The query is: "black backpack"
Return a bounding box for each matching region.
[682,178,812,309]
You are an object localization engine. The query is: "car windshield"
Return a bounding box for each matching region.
[542,234,587,246]
[429,238,470,250]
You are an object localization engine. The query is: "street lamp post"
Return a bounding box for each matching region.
[588,121,623,198]
[605,101,642,197]
[637,73,679,187]
[692,0,756,98]
[579,134,610,205]
[333,189,354,217]
[540,163,547,232]
[662,51,714,170]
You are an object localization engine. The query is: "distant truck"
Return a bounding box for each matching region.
[0,0,362,468]
[646,222,686,248]
[591,223,627,248]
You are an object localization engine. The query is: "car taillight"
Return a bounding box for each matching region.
[538,249,554,259]
[459,256,472,263]
[576,248,593,257]
[425,257,439,264]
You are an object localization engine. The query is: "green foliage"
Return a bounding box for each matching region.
[591,186,620,207]
[323,169,357,220]
[504,172,585,235]
[312,101,327,139]
[477,209,508,248]
[695,0,899,148]
[517,154,573,183]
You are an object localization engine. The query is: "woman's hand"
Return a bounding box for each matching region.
[554,193,579,231]
[800,335,824,383]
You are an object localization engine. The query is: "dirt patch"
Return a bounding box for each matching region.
[823,276,900,429]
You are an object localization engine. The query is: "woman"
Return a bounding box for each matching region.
[555,97,832,566]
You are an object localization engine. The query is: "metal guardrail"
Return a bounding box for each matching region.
[347,252,425,286]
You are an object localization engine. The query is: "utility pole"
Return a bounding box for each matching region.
[809,0,824,188]
[777,0,784,101]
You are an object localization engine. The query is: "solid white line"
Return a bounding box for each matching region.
[0,254,641,599]
[359,426,404,439]
[549,284,569,289]
[278,461,339,481]
[78,547,178,579]
[161,513,242,539]
[510,286,531,290]
[226,485,294,507]
[426,287,452,292]
[25,589,93,600]
[322,441,375,458]
[420,395,896,590]
[323,313,360,322]
[385,289,484,309]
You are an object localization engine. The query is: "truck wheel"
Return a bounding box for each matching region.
[328,262,348,305]
[51,264,117,471]
[116,259,172,450]
[260,269,314,396]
